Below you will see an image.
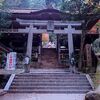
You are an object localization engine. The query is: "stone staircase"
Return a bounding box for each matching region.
[9,69,92,93]
[40,48,66,68]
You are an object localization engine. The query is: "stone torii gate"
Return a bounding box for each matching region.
[17,20,82,62]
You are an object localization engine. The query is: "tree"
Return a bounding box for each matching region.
[60,0,100,14]
[18,0,30,8]
[29,0,46,9]
[60,0,84,13]
[0,0,5,8]
[2,0,21,9]
[45,0,62,9]
[0,12,11,29]
[0,0,12,29]
[60,0,100,71]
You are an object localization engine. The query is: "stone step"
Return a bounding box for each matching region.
[30,69,70,73]
[10,85,92,90]
[14,77,87,81]
[13,78,88,82]
[9,89,91,93]
[15,73,85,77]
[40,48,60,68]
[13,77,88,81]
[9,71,92,93]
[13,74,86,78]
[11,82,90,86]
[14,77,86,81]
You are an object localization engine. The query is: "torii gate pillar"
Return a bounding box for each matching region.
[65,25,74,59]
[26,24,33,59]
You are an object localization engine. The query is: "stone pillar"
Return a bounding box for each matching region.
[26,24,33,59]
[67,25,74,59]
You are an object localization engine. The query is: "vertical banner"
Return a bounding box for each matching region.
[6,52,17,70]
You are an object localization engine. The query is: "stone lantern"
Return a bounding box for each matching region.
[85,37,100,100]
[92,38,100,73]
[92,21,100,92]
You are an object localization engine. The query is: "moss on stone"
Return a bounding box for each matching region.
[93,72,100,88]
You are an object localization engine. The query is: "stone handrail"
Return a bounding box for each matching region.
[89,73,100,89]
[86,74,95,90]
[4,74,15,91]
[85,73,100,100]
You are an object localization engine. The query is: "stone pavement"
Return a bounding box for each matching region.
[0,89,7,96]
[0,69,24,75]
[0,93,85,100]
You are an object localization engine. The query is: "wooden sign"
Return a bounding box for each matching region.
[85,44,92,67]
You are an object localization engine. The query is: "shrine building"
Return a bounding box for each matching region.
[0,8,99,71]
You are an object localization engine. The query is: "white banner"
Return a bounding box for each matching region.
[6,52,17,70]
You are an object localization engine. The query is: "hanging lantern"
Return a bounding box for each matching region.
[42,33,49,42]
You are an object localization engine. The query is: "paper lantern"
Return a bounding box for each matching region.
[42,33,49,42]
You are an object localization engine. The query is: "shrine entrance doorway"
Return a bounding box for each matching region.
[31,33,69,69]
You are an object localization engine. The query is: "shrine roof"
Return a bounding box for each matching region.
[11,8,67,20]
[9,8,100,30]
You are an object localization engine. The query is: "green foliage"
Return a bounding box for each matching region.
[2,0,62,9]
[45,0,62,8]
[0,11,11,28]
[29,0,46,9]
[1,0,100,12]
[96,21,100,28]
[92,38,100,54]
[60,0,100,14]
[3,0,45,9]
[0,1,12,35]
[49,33,56,42]
[19,0,30,8]
[0,0,5,8]
[2,0,21,9]
[92,8,100,14]
[60,0,84,13]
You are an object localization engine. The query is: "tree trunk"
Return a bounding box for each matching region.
[78,28,86,71]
